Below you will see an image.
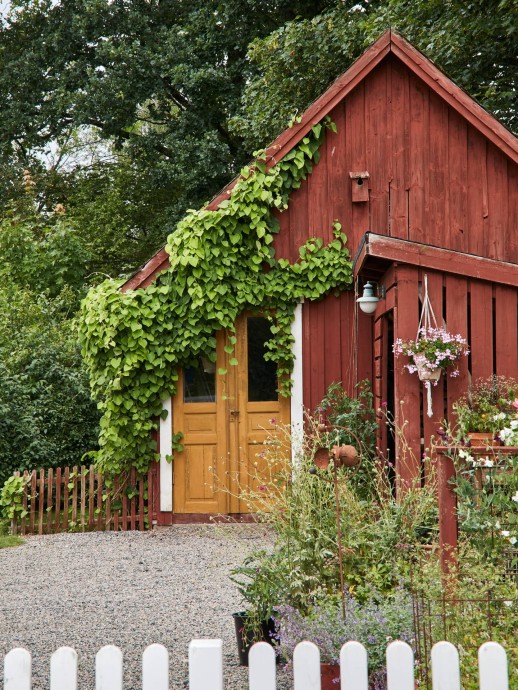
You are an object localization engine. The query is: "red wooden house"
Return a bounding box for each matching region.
[123,30,518,525]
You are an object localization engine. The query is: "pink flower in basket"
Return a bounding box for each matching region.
[393,327,469,383]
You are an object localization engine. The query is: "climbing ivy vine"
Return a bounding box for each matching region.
[79,119,354,477]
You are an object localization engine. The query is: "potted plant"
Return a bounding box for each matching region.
[230,552,280,666]
[273,590,415,690]
[453,375,518,446]
[393,327,469,382]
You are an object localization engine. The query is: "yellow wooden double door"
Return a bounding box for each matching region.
[172,314,290,514]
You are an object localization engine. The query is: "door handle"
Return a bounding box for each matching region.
[229,409,240,417]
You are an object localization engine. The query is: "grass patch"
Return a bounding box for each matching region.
[0,535,24,549]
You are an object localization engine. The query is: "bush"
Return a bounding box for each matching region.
[0,286,100,488]
[274,589,414,677]
[231,415,438,623]
[314,380,378,499]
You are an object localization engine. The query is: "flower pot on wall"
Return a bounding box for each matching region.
[468,432,497,447]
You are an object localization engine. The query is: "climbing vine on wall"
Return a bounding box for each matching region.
[79,119,354,477]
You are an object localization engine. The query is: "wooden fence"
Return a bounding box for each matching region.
[11,465,152,535]
[3,640,509,690]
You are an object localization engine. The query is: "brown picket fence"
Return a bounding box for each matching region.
[10,465,152,535]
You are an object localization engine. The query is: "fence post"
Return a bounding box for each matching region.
[479,642,508,690]
[386,641,413,690]
[10,471,20,535]
[47,467,54,534]
[340,641,368,690]
[95,645,123,690]
[431,641,460,690]
[437,449,458,574]
[293,641,320,690]
[248,642,276,690]
[4,648,31,690]
[142,644,168,690]
[189,640,223,690]
[38,468,45,535]
[50,646,78,690]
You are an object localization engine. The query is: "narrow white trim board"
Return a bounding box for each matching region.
[290,302,304,466]
[159,397,173,512]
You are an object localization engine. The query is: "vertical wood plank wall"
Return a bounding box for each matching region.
[273,54,516,418]
[390,269,518,486]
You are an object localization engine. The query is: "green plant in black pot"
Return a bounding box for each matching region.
[230,551,282,665]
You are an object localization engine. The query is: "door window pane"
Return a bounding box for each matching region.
[247,317,278,402]
[184,356,216,403]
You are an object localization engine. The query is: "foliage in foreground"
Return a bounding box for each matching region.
[231,384,517,689]
[274,589,414,670]
[231,403,438,616]
[411,542,518,689]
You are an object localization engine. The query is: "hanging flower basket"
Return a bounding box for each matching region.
[394,327,469,381]
[413,354,443,383]
[392,275,469,417]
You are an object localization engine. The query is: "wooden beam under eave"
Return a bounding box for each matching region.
[354,233,518,288]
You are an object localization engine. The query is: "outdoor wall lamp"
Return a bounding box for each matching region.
[356,281,384,314]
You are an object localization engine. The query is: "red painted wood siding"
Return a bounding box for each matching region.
[273,55,516,415]
[274,56,516,266]
[392,269,517,485]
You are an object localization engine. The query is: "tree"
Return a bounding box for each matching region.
[0,0,333,274]
[230,0,518,151]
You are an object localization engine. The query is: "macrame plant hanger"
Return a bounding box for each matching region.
[417,274,439,418]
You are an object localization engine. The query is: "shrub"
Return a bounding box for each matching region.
[274,589,414,685]
[314,380,378,499]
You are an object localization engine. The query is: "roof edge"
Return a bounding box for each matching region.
[122,29,518,291]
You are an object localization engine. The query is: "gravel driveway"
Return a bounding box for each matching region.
[0,525,289,689]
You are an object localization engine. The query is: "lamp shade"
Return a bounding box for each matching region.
[356,281,379,314]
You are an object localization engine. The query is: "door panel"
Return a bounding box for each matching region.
[173,315,290,514]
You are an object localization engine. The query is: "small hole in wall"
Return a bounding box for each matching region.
[357,178,364,186]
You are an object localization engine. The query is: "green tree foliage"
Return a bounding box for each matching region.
[231,0,518,150]
[0,287,100,488]
[0,0,333,274]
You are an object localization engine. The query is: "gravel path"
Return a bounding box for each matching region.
[0,525,290,689]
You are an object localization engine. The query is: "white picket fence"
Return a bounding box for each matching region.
[3,639,509,690]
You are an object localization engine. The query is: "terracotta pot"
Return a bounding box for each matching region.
[468,432,496,447]
[320,663,340,689]
[414,355,441,383]
[332,444,359,468]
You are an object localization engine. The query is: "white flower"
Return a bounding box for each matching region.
[510,536,517,545]
[458,449,474,463]
[504,601,513,607]
[500,530,510,538]
[483,458,494,468]
[512,491,518,503]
